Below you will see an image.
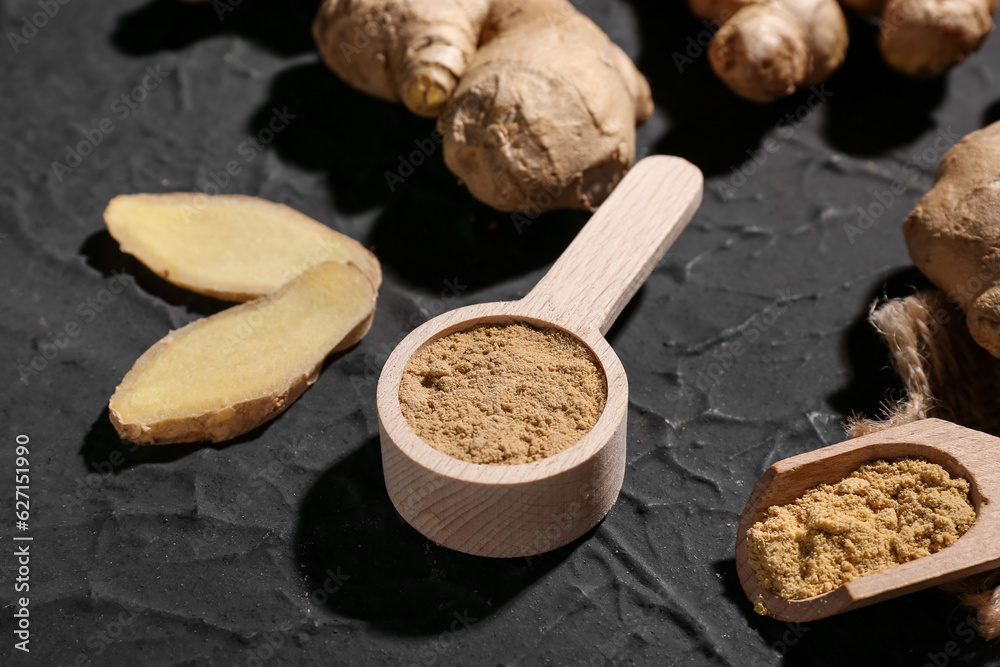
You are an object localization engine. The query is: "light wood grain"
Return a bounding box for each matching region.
[522,157,704,336]
[736,418,1000,621]
[377,156,704,557]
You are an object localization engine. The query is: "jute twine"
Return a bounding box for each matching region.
[846,291,1000,639]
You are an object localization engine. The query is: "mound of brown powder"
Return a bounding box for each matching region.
[399,322,607,465]
[747,458,976,602]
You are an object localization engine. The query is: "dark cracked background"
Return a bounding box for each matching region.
[2,0,1000,665]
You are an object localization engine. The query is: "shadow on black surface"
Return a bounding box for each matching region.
[111,0,319,57]
[827,266,933,421]
[80,407,268,475]
[713,557,782,645]
[624,0,809,178]
[80,331,363,475]
[776,590,990,667]
[247,62,424,215]
[367,188,588,293]
[295,438,581,635]
[600,286,647,350]
[820,19,946,157]
[982,99,1000,126]
[80,230,230,318]
[713,558,992,666]
[249,62,589,292]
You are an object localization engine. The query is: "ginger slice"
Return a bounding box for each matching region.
[109,261,376,445]
[104,193,381,301]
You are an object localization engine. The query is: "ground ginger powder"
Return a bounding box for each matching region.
[399,322,607,465]
[747,458,976,602]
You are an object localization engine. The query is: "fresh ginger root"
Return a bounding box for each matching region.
[314,0,653,212]
[314,0,490,118]
[109,261,377,445]
[688,0,849,102]
[105,194,381,302]
[840,0,996,76]
[903,121,1000,359]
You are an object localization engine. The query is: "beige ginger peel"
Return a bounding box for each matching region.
[839,0,996,76]
[903,121,1000,360]
[688,0,849,102]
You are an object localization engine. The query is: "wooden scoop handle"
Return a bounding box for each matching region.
[521,156,703,336]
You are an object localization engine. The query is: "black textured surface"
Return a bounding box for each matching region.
[2,0,1000,665]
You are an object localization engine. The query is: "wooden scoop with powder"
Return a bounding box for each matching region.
[736,419,1000,622]
[376,156,703,558]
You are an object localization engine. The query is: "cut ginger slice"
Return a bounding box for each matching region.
[104,193,381,301]
[109,261,376,445]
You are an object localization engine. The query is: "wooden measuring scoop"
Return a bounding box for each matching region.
[736,418,1000,621]
[376,156,703,557]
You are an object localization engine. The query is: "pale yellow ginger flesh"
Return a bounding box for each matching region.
[109,261,377,445]
[105,194,381,302]
[689,0,848,102]
[313,0,653,213]
[747,458,976,601]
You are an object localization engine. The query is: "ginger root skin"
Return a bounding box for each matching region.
[313,0,490,118]
[313,0,652,213]
[438,0,653,212]
[879,0,996,76]
[903,121,1000,359]
[838,0,996,76]
[689,0,849,102]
